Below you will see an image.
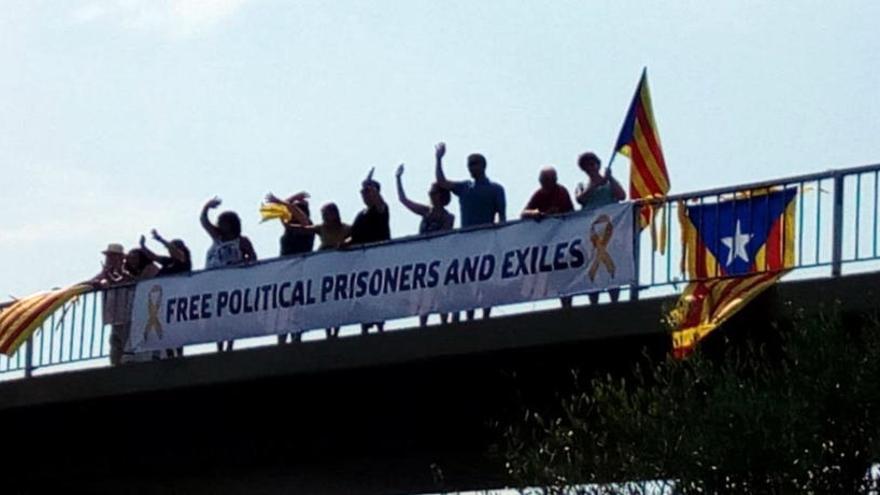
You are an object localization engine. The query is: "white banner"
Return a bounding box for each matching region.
[129,203,635,351]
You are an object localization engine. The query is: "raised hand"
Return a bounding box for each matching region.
[435,142,446,161]
[205,196,222,209]
[396,163,405,179]
[151,229,163,242]
[139,235,146,248]
[288,191,310,202]
[265,192,280,204]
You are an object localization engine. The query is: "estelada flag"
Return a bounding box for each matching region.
[669,188,797,357]
[613,68,670,229]
[0,283,93,356]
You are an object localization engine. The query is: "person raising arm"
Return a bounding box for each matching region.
[268,192,351,251]
[344,169,391,334]
[397,163,431,217]
[432,141,507,320]
[139,229,192,276]
[200,196,223,241]
[265,192,316,257]
[344,169,390,248]
[434,142,465,192]
[396,163,455,326]
[200,196,257,269]
[200,196,256,352]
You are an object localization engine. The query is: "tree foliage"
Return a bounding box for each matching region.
[500,308,880,494]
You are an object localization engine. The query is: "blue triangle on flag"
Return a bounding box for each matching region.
[686,188,796,276]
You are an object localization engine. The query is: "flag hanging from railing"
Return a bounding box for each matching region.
[613,68,670,234]
[0,283,93,356]
[668,188,797,357]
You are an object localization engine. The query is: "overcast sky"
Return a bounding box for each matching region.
[1,0,878,298]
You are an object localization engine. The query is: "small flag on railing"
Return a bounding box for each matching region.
[612,68,670,242]
[0,283,93,356]
[668,188,797,357]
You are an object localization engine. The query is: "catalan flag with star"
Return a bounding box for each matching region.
[613,68,670,230]
[0,283,93,356]
[668,188,797,357]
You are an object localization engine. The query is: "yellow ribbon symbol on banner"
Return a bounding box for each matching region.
[144,285,163,341]
[588,214,616,281]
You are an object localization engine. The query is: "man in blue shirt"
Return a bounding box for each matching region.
[434,141,506,321]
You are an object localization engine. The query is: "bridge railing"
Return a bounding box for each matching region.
[2,163,879,379]
[0,289,117,377]
[636,163,880,298]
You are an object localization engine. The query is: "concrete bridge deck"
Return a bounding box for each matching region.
[2,272,878,494]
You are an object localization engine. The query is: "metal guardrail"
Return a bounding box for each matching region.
[0,289,119,377]
[2,163,879,379]
[636,163,880,294]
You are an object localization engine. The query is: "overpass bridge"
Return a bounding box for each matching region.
[2,163,880,493]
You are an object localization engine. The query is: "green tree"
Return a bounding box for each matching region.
[500,309,880,494]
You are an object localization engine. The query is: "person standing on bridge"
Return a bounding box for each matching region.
[395,163,454,326]
[521,166,575,308]
[344,168,391,334]
[265,192,316,258]
[200,197,257,352]
[574,152,625,305]
[92,243,131,366]
[265,191,316,344]
[106,248,159,365]
[93,244,158,365]
[139,229,192,277]
[277,197,351,339]
[139,230,192,357]
[434,141,506,321]
[282,199,351,252]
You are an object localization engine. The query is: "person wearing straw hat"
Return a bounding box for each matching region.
[91,243,135,365]
[90,243,127,287]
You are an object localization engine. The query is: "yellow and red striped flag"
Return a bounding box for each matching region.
[668,189,797,357]
[613,68,670,230]
[0,283,93,356]
[668,273,785,358]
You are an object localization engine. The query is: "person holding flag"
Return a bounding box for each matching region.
[574,152,626,305]
[574,152,626,211]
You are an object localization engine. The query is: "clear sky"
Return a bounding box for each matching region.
[1,0,878,299]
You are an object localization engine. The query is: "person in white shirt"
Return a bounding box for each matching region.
[200,196,257,351]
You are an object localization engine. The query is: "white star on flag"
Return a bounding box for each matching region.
[721,220,753,266]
